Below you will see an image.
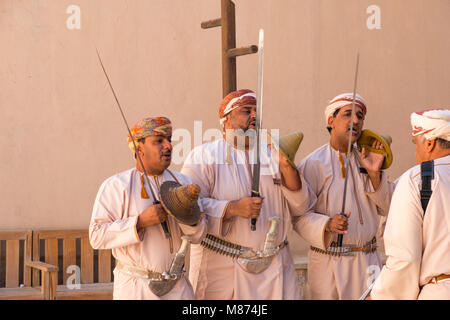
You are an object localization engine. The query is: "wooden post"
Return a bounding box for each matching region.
[201,0,258,97]
[221,0,236,97]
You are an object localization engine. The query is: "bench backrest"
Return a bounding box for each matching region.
[0,230,32,288]
[31,229,114,286]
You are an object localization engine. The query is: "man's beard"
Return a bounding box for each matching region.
[225,127,257,150]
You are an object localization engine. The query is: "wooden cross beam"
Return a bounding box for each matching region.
[201,0,258,97]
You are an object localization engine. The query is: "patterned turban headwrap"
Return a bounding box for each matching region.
[411,108,450,141]
[324,93,367,123]
[127,117,172,153]
[219,89,257,127]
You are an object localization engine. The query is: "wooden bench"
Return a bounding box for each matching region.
[0,229,114,300]
[0,230,58,299]
[31,229,114,300]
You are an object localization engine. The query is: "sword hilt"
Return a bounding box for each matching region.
[337,234,344,247]
[336,211,347,248]
[250,190,259,231]
[154,200,170,239]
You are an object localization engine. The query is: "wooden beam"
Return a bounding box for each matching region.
[23,231,32,287]
[63,239,76,284]
[98,250,111,283]
[25,260,58,273]
[227,45,258,58]
[221,0,237,97]
[0,231,28,241]
[201,18,221,29]
[45,239,58,269]
[81,238,94,284]
[5,240,20,288]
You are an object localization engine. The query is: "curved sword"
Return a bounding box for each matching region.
[96,49,170,239]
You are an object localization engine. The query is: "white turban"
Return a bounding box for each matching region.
[324,93,367,123]
[411,108,450,141]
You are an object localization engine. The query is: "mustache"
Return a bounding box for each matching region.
[347,126,360,132]
[245,119,256,130]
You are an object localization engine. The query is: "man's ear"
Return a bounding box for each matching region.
[223,114,232,131]
[327,116,334,129]
[425,139,437,153]
[136,141,145,157]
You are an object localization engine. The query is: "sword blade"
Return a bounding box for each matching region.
[359,281,375,300]
[251,29,264,231]
[96,49,170,238]
[337,52,360,248]
[255,28,264,139]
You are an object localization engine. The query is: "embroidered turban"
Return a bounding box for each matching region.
[411,108,450,141]
[127,117,172,153]
[219,89,256,127]
[324,93,367,123]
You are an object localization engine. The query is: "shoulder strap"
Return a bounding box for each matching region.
[420,160,434,215]
[167,169,182,185]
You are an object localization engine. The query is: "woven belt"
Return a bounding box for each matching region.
[427,274,450,285]
[116,261,184,281]
[201,234,287,259]
[310,237,377,257]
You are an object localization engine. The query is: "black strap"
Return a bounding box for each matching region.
[420,160,434,215]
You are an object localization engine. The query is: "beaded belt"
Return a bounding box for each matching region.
[310,237,377,257]
[201,234,287,259]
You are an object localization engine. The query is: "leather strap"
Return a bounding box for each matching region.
[427,274,450,285]
[311,237,377,256]
[420,160,434,215]
[116,261,184,281]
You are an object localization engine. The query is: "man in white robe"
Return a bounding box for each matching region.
[296,93,395,299]
[181,89,311,299]
[89,117,206,300]
[371,108,450,300]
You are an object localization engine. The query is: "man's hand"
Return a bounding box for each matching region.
[269,144,302,191]
[359,140,385,173]
[224,196,264,221]
[137,204,168,230]
[359,140,385,189]
[325,212,351,234]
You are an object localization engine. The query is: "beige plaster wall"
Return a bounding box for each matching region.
[1,0,449,259]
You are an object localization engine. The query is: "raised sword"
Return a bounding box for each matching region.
[96,49,171,239]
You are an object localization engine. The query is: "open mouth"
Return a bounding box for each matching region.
[161,153,172,160]
[348,127,360,136]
